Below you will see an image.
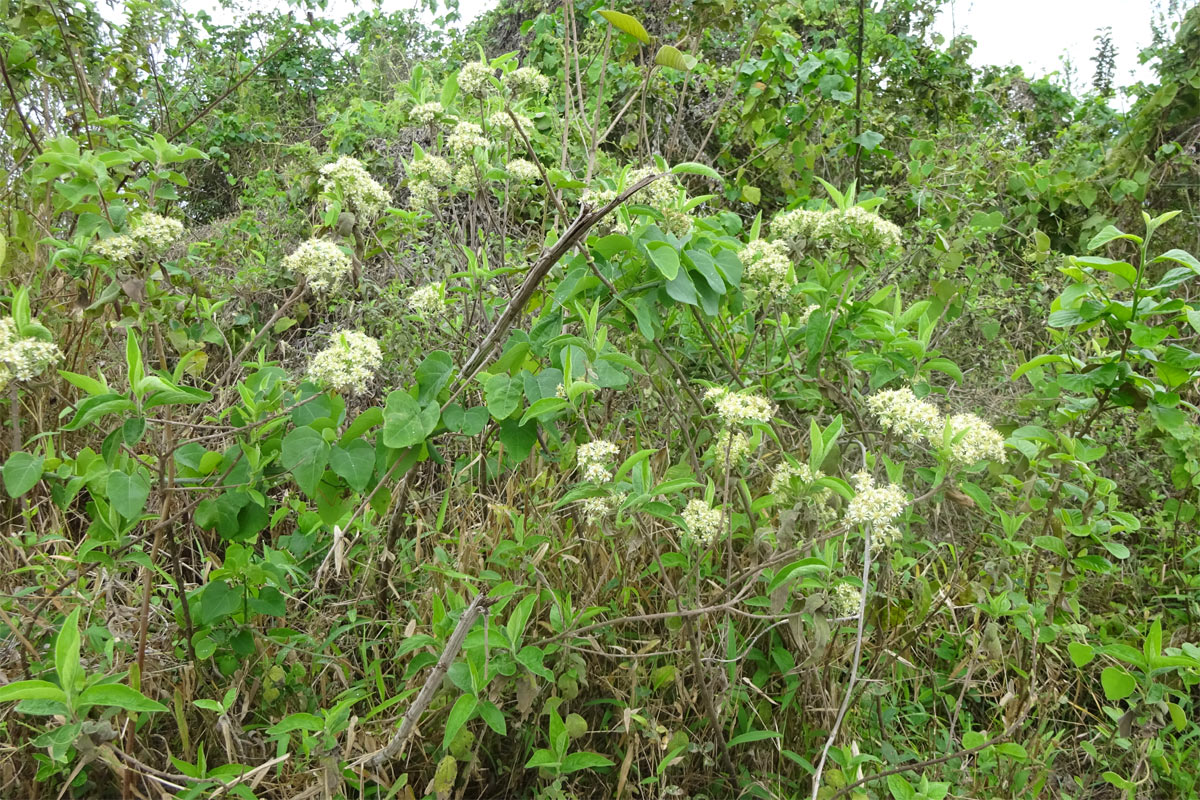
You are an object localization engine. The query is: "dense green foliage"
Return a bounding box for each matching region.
[2,0,1200,798]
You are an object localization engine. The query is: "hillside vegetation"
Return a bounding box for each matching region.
[1,0,1200,798]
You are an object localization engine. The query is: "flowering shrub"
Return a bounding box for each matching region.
[4,6,1199,800]
[283,238,353,293]
[318,155,391,219]
[306,330,382,395]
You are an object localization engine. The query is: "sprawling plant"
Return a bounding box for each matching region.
[2,1,1199,799]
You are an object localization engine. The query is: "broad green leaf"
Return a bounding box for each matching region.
[1100,666,1137,702]
[645,241,680,280]
[3,452,44,498]
[1067,642,1095,667]
[597,9,650,43]
[329,439,375,491]
[382,389,437,448]
[106,469,151,520]
[77,684,167,713]
[415,350,455,405]
[485,373,524,420]
[654,44,692,71]
[280,427,330,497]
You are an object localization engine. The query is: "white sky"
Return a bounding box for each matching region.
[932,0,1167,92]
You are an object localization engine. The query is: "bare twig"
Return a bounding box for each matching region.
[358,591,498,768]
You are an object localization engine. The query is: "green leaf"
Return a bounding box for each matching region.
[851,130,884,151]
[559,751,614,774]
[0,680,68,704]
[267,713,325,734]
[1068,642,1095,667]
[442,693,478,750]
[524,748,561,769]
[728,730,782,747]
[382,389,436,448]
[125,329,144,395]
[520,397,568,425]
[3,452,44,498]
[329,440,375,491]
[654,44,692,71]
[56,608,82,698]
[664,269,698,306]
[1101,666,1137,702]
[645,241,680,280]
[1087,225,1141,250]
[1152,248,1200,274]
[485,374,523,420]
[478,699,507,736]
[77,684,167,713]
[415,351,455,405]
[597,9,651,43]
[280,427,331,497]
[106,470,151,520]
[670,162,721,182]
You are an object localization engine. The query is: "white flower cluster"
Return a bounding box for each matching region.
[713,428,753,466]
[769,461,822,496]
[93,234,137,260]
[132,213,185,253]
[626,167,675,209]
[947,413,1007,465]
[771,209,824,241]
[681,498,724,545]
[740,239,792,293]
[627,167,692,236]
[867,387,944,446]
[506,158,542,183]
[306,330,382,395]
[844,471,907,543]
[771,206,902,252]
[319,156,392,220]
[830,581,861,618]
[408,283,446,317]
[504,66,551,95]
[413,155,453,186]
[284,239,352,293]
[866,387,1006,465]
[577,439,620,483]
[448,121,488,157]
[797,304,820,325]
[489,111,532,134]
[408,180,439,211]
[582,493,625,525]
[580,187,618,208]
[836,206,903,250]
[0,318,63,391]
[770,459,838,525]
[411,101,444,124]
[458,61,495,96]
[704,386,775,427]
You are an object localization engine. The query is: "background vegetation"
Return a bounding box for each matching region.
[2,0,1199,797]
